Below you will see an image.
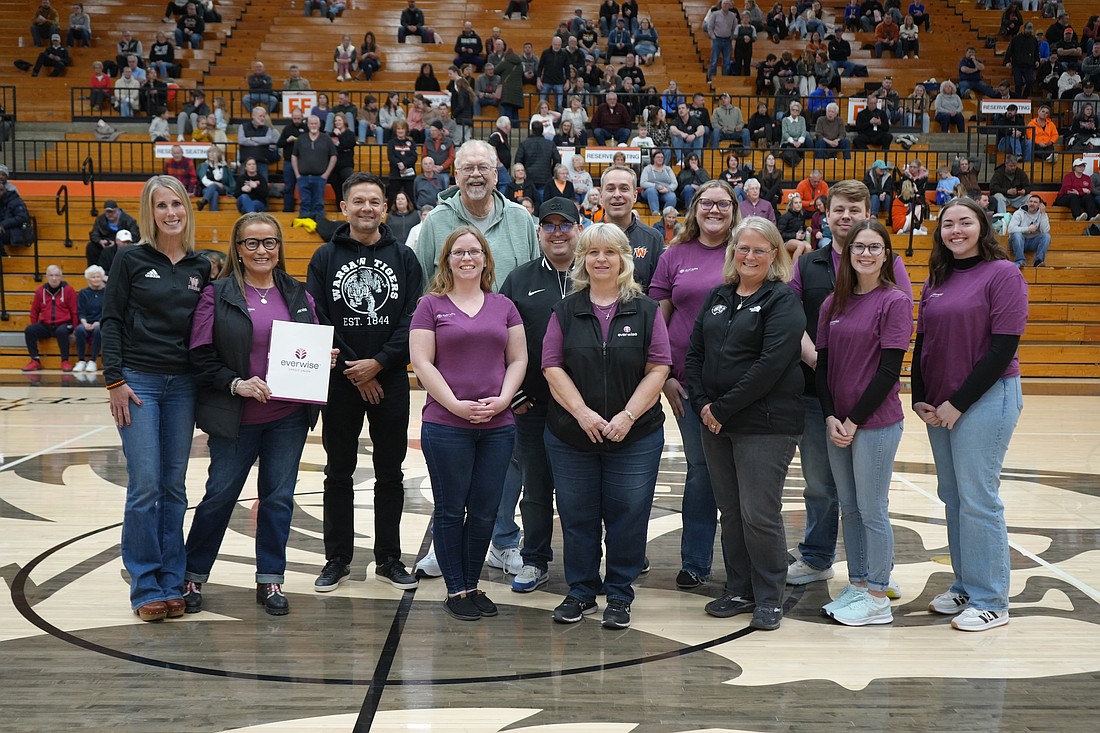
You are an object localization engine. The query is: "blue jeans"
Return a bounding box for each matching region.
[496,164,512,193]
[997,136,1033,162]
[959,80,998,98]
[1009,232,1050,265]
[242,93,279,113]
[516,405,555,570]
[643,187,677,216]
[709,37,732,78]
[118,369,197,609]
[174,30,201,49]
[814,137,852,159]
[75,324,101,361]
[797,395,839,569]
[236,193,266,213]
[545,427,664,604]
[869,193,891,218]
[185,409,308,584]
[926,377,1022,612]
[298,174,325,219]
[202,184,223,211]
[671,135,704,164]
[713,127,751,148]
[421,422,516,595]
[827,421,903,592]
[594,127,631,145]
[539,83,564,110]
[702,431,799,607]
[676,397,718,578]
[492,453,522,548]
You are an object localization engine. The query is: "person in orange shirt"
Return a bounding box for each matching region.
[1027,104,1060,163]
[796,169,830,205]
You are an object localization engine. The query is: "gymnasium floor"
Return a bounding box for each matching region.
[1,377,1098,732]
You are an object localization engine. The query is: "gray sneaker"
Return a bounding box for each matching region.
[786,558,835,585]
[511,564,549,593]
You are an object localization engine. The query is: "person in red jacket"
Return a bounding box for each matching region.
[23,264,79,372]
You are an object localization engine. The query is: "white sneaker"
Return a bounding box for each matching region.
[831,591,893,626]
[414,550,441,578]
[914,227,928,236]
[885,576,901,599]
[85,360,97,373]
[928,590,969,615]
[951,607,1009,632]
[786,558,835,585]
[73,360,87,372]
[511,564,549,592]
[822,584,864,617]
[487,544,523,575]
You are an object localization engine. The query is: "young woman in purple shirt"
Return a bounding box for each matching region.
[815,219,914,626]
[410,226,527,622]
[911,197,1028,632]
[648,180,741,592]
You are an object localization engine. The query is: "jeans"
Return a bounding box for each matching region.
[997,136,1033,162]
[827,421,902,592]
[797,395,839,569]
[539,83,564,111]
[702,431,799,607]
[281,162,297,212]
[671,135,704,163]
[926,377,1022,612]
[321,371,411,565]
[642,187,677,216]
[174,30,201,49]
[201,184,224,211]
[298,174,326,219]
[680,184,701,209]
[545,427,663,604]
[67,27,90,47]
[594,127,631,145]
[422,421,516,595]
[74,324,101,361]
[243,93,279,113]
[993,191,1029,214]
[714,127,751,148]
[869,193,892,218]
[899,37,919,58]
[119,98,135,118]
[709,37,732,78]
[25,322,72,360]
[959,80,998,98]
[1012,66,1034,98]
[814,137,852,159]
[495,164,512,193]
[118,369,197,609]
[492,453,522,548]
[516,405,555,570]
[236,193,266,213]
[185,409,308,584]
[305,0,328,15]
[676,397,718,577]
[936,113,965,133]
[1009,232,1050,265]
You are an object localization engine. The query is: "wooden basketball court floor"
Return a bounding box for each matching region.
[2,375,1099,732]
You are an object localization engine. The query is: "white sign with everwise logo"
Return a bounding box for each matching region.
[266,320,335,404]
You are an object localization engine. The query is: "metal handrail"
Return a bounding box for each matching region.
[81,156,97,216]
[55,184,72,249]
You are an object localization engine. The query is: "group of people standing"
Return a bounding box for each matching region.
[104,138,1026,635]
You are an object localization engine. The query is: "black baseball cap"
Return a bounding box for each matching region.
[539,197,580,223]
[103,200,118,210]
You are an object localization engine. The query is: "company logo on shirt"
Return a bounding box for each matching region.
[617,325,638,338]
[437,312,456,319]
[187,275,201,292]
[749,305,762,313]
[331,257,398,325]
[144,269,161,279]
[711,304,727,315]
[633,247,648,259]
[679,267,699,274]
[528,289,545,297]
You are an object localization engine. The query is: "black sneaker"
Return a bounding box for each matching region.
[552,595,598,623]
[314,560,350,592]
[602,599,632,629]
[376,559,419,590]
[182,581,203,613]
[640,556,650,574]
[444,594,481,621]
[676,570,705,589]
[750,605,782,630]
[705,593,756,618]
[469,589,498,617]
[256,583,289,616]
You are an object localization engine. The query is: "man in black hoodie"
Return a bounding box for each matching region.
[306,172,426,593]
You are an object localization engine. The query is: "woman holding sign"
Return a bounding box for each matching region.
[184,212,335,616]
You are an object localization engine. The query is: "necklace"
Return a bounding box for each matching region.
[593,300,617,320]
[248,283,273,304]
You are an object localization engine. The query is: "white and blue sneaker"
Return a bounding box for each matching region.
[511,564,549,593]
[822,585,864,617]
[831,591,893,626]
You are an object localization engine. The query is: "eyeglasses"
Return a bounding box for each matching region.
[850,243,886,256]
[698,199,733,212]
[734,246,775,257]
[239,237,280,251]
[541,222,576,234]
[457,164,493,175]
[449,248,484,259]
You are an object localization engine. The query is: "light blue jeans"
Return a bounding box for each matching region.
[797,395,839,569]
[676,396,718,577]
[118,369,197,609]
[827,420,903,592]
[926,377,1022,612]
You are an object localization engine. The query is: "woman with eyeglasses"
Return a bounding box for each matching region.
[684,216,805,631]
[543,224,672,629]
[183,213,335,616]
[101,176,211,622]
[410,226,527,621]
[649,181,740,592]
[814,219,912,626]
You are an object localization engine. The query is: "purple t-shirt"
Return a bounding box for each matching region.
[190,284,318,425]
[817,286,914,428]
[917,259,1028,406]
[542,303,673,368]
[410,292,522,429]
[790,246,914,301]
[648,239,727,382]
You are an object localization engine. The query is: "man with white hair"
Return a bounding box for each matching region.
[814,102,851,159]
[23,264,78,372]
[242,61,278,113]
[238,105,280,180]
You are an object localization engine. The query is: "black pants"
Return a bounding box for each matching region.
[322,369,411,566]
[732,40,754,75]
[25,322,72,360]
[1055,193,1099,220]
[33,53,66,76]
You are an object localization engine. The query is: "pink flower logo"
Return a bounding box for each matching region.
[295,348,307,359]
[623,326,632,334]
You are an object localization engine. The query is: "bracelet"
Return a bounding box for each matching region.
[106,379,126,390]
[230,377,242,396]
[623,408,637,422]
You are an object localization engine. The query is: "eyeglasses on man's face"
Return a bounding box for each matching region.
[541,222,576,234]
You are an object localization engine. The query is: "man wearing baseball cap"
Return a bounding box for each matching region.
[498,197,582,593]
[87,199,140,267]
[31,33,69,77]
[98,228,135,276]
